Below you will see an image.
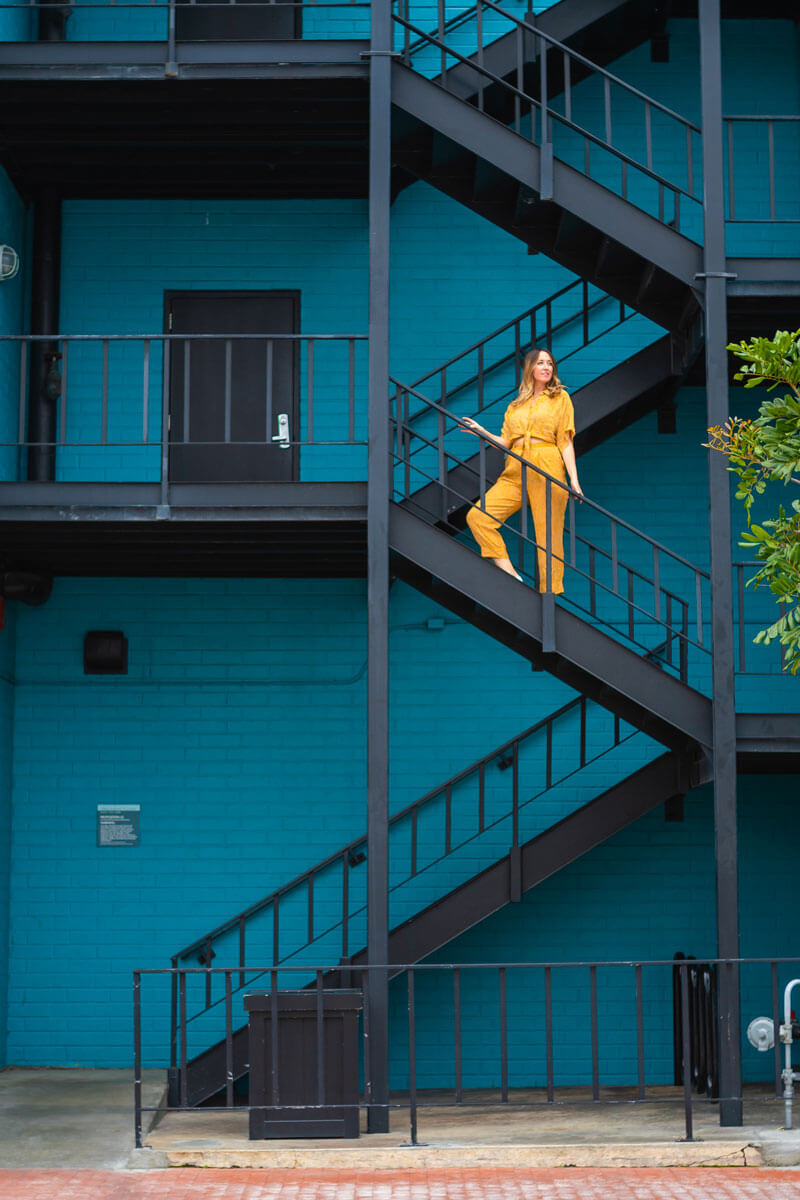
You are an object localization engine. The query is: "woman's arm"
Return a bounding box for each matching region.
[458,416,510,450]
[560,438,583,497]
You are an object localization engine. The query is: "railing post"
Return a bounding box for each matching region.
[680,962,694,1140]
[542,478,555,652]
[366,0,392,1134]
[699,0,742,1127]
[133,971,143,1149]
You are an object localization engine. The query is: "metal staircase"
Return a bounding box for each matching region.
[168,2,732,1113]
[390,2,703,329]
[169,692,702,1106]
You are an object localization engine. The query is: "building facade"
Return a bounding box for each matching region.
[0,0,798,1132]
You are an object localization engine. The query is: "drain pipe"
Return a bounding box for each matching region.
[38,0,70,41]
[782,979,800,1130]
[27,191,62,482]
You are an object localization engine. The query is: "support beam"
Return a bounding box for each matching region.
[365,0,392,1136]
[698,0,742,1127]
[27,191,61,482]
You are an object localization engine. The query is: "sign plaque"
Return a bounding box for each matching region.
[97,804,140,847]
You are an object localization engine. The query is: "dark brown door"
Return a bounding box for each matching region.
[174,1,300,42]
[167,291,299,484]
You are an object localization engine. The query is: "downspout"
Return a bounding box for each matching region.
[26,191,61,482]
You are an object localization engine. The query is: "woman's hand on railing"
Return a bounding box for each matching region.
[458,416,508,450]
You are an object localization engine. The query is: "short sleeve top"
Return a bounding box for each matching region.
[500,388,575,454]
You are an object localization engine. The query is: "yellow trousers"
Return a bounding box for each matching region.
[466,444,568,593]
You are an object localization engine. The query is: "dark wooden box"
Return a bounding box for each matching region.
[245,989,363,1139]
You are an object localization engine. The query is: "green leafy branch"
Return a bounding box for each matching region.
[706,329,800,673]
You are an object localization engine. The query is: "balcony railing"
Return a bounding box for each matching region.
[724,117,800,224]
[0,0,370,44]
[0,332,368,485]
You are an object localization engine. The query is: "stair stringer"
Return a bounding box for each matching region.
[389,503,712,751]
[391,64,703,328]
[348,747,705,972]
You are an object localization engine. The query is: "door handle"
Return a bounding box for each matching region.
[271,413,290,450]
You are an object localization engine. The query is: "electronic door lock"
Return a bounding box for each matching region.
[271,413,290,450]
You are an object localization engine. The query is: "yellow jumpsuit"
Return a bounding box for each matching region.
[466,389,575,594]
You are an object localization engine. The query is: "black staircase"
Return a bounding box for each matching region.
[170,691,702,1106]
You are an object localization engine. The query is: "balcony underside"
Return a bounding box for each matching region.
[0,481,367,576]
[0,70,369,198]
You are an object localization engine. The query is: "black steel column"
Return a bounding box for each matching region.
[27,191,62,482]
[698,0,742,1126]
[365,0,392,1136]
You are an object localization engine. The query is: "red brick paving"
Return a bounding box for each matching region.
[1,1170,800,1200]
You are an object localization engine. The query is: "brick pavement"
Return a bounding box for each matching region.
[1,1169,800,1200]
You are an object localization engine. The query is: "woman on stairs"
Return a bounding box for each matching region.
[460,348,583,594]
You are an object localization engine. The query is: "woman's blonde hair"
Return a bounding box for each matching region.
[510,348,563,408]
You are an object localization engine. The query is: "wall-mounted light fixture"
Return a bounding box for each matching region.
[0,245,19,281]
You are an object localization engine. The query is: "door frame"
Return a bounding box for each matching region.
[164,289,301,484]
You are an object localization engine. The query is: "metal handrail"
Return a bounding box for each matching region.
[174,691,634,963]
[406,281,632,423]
[393,379,710,580]
[392,379,708,670]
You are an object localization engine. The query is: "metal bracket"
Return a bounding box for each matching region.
[541,591,556,654]
[539,142,554,201]
[164,61,178,77]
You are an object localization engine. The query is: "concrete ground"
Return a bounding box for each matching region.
[3,1068,800,1171]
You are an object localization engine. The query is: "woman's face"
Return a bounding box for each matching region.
[533,353,554,383]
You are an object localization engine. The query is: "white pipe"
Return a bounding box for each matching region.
[782,979,800,1129]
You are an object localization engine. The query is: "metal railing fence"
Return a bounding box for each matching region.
[0,332,368,483]
[393,0,702,236]
[392,379,710,685]
[134,956,798,1148]
[0,0,370,45]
